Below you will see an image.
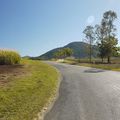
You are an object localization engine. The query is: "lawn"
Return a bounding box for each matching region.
[0,59,58,120]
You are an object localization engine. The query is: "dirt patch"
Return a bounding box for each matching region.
[0,65,28,86]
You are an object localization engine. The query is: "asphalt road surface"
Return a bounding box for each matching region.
[44,62,120,120]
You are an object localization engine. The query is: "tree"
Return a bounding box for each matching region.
[54,49,63,59]
[63,48,73,57]
[83,25,95,63]
[95,10,118,63]
[95,22,107,62]
[104,36,118,62]
[101,10,118,63]
[114,47,120,57]
[54,48,73,59]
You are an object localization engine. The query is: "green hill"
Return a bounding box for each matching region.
[33,42,98,60]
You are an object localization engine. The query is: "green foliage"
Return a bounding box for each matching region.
[0,50,21,65]
[102,11,117,63]
[83,25,95,62]
[83,26,95,43]
[54,49,64,59]
[96,10,118,63]
[103,36,118,56]
[115,47,120,57]
[62,48,73,57]
[54,48,73,59]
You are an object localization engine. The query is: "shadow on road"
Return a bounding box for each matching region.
[84,68,105,73]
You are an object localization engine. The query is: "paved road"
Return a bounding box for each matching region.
[44,62,120,120]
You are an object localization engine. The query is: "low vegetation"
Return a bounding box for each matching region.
[0,50,21,65]
[0,59,58,120]
[62,58,120,71]
[78,63,120,71]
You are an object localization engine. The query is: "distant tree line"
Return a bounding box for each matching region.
[83,10,119,63]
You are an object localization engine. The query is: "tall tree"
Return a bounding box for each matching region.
[102,10,118,63]
[83,26,95,63]
[95,21,106,62]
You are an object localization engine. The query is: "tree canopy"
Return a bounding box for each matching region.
[54,48,73,59]
[83,10,119,63]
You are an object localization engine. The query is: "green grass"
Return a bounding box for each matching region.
[0,60,58,120]
[62,58,120,71]
[77,63,120,71]
[0,50,21,65]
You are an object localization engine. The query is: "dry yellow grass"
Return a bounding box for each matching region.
[0,49,21,65]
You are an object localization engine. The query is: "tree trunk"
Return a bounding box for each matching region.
[89,42,92,63]
[102,57,104,63]
[107,56,111,64]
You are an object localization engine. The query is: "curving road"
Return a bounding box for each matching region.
[44,62,120,120]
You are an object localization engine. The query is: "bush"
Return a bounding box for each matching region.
[0,50,21,65]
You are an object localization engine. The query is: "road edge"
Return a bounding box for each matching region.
[33,64,62,120]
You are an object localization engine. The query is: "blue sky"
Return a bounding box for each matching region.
[0,0,120,56]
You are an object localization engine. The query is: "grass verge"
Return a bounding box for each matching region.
[77,63,120,71]
[63,59,120,71]
[0,59,58,120]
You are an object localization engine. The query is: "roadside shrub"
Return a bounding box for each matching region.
[0,49,21,65]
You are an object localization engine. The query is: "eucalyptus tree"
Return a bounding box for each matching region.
[83,25,95,63]
[95,21,107,62]
[102,10,118,63]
